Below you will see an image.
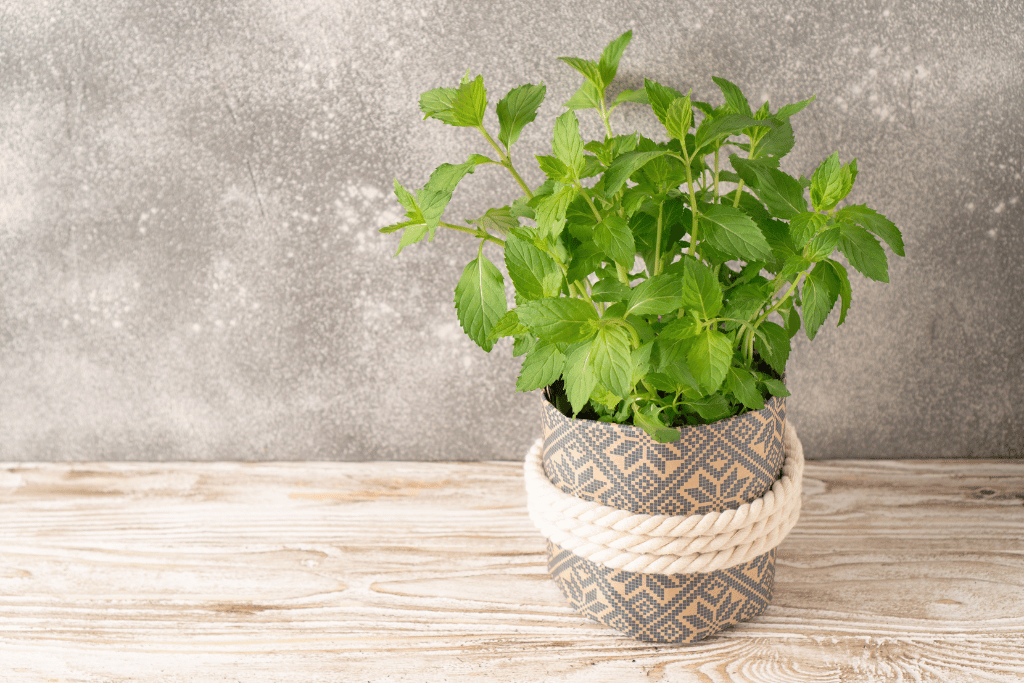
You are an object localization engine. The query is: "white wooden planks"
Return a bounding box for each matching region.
[1,459,1023,682]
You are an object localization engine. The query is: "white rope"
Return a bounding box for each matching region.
[524,421,804,575]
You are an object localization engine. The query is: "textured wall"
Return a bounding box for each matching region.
[1,0,1021,461]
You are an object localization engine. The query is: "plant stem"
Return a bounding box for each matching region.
[681,153,700,257]
[732,179,745,208]
[654,200,665,276]
[598,93,614,139]
[477,125,534,199]
[755,270,807,327]
[713,147,721,201]
[440,221,505,247]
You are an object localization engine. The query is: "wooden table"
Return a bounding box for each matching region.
[1,457,1022,682]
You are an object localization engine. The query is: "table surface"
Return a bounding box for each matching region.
[1,456,1023,683]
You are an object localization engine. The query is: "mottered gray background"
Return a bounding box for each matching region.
[1,0,1022,461]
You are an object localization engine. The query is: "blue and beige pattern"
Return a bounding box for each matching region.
[540,396,787,643]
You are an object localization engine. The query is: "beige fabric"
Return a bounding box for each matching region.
[524,422,804,575]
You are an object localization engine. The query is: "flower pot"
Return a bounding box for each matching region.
[537,393,788,643]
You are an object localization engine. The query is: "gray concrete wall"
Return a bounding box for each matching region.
[1,0,1021,461]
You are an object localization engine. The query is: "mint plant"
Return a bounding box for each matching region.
[381,31,905,443]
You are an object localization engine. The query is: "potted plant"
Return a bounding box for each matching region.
[381,30,904,643]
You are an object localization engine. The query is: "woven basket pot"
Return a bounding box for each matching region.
[539,393,787,644]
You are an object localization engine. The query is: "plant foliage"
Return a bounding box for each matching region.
[382,31,905,442]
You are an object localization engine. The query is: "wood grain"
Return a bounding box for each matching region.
[1,459,1023,682]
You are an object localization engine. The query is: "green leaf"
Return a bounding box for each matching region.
[804,227,841,261]
[698,204,772,261]
[625,273,683,317]
[488,308,529,339]
[559,57,604,87]
[423,162,477,194]
[517,297,599,343]
[468,206,518,236]
[838,204,905,256]
[838,225,889,282]
[591,277,631,303]
[394,224,428,255]
[810,152,846,212]
[826,258,852,325]
[599,30,632,86]
[720,284,764,330]
[731,157,808,219]
[504,233,562,301]
[613,88,649,106]
[415,188,449,238]
[420,76,487,128]
[688,394,734,422]
[660,315,701,340]
[775,95,816,120]
[754,321,790,375]
[552,111,585,178]
[393,178,418,213]
[592,325,633,398]
[712,76,753,117]
[496,83,546,148]
[565,241,603,283]
[726,366,765,411]
[454,254,507,352]
[533,185,573,238]
[602,151,670,197]
[419,86,459,124]
[644,79,685,127]
[761,376,790,397]
[632,404,681,443]
[789,212,826,249]
[678,257,723,319]
[564,80,603,110]
[694,114,768,155]
[756,119,796,159]
[563,339,599,415]
[838,158,858,202]
[801,261,840,340]
[687,328,732,394]
[593,213,635,267]
[536,154,570,182]
[631,341,654,384]
[663,94,694,141]
[516,341,566,392]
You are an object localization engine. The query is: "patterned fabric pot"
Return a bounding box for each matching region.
[540,394,787,643]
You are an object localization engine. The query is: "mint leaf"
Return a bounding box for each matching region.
[644,78,685,128]
[454,254,507,351]
[625,273,683,317]
[593,213,635,266]
[415,188,449,238]
[694,114,768,155]
[731,157,808,219]
[838,158,858,202]
[559,57,604,88]
[419,86,459,124]
[838,204,905,256]
[451,75,488,127]
[826,258,852,325]
[563,339,598,415]
[633,405,681,443]
[497,83,546,148]
[756,119,796,159]
[789,212,826,249]
[838,225,889,282]
[591,277,631,303]
[687,328,731,394]
[761,376,791,397]
[660,315,701,340]
[488,308,528,340]
[726,366,765,411]
[394,224,428,255]
[698,204,772,261]
[801,261,840,340]
[602,151,670,197]
[592,325,633,398]
[517,297,599,343]
[678,257,723,319]
[533,185,573,238]
[804,227,841,261]
[552,111,585,179]
[536,154,570,182]
[423,161,477,194]
[516,341,566,392]
[663,94,694,141]
[754,321,790,375]
[598,30,632,86]
[775,95,816,120]
[810,152,846,211]
[393,178,418,214]
[468,206,518,236]
[712,76,753,117]
[720,284,764,329]
[613,88,649,106]
[504,233,562,301]
[564,80,603,110]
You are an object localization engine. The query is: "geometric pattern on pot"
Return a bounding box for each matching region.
[541,395,787,517]
[547,540,775,643]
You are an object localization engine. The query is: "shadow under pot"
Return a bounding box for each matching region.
[539,389,787,644]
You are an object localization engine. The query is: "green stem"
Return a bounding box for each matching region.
[440,221,505,247]
[732,179,745,208]
[477,125,534,199]
[682,154,700,257]
[755,271,807,327]
[598,94,614,139]
[653,200,665,276]
[713,147,721,201]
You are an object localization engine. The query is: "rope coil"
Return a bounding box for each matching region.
[525,422,804,575]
